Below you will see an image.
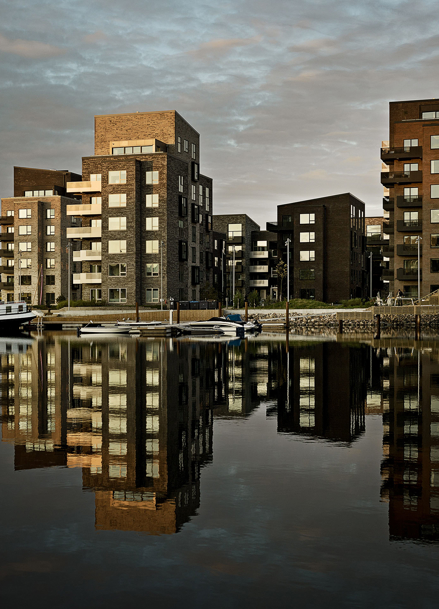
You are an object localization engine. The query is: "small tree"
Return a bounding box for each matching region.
[276,261,288,300]
[248,289,260,307]
[56,294,66,303]
[200,281,218,300]
[233,290,243,309]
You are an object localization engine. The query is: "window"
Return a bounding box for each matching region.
[404,187,419,202]
[108,193,126,207]
[199,185,203,205]
[206,187,210,211]
[108,217,126,231]
[6,210,14,217]
[91,219,101,228]
[7,226,14,233]
[91,241,101,251]
[403,211,418,226]
[184,139,188,152]
[109,288,127,303]
[24,190,53,197]
[18,225,31,235]
[179,196,187,217]
[19,242,31,252]
[178,176,184,192]
[300,232,315,243]
[90,174,101,182]
[431,210,439,223]
[45,293,55,306]
[299,269,315,280]
[109,263,127,277]
[146,171,159,185]
[46,275,55,286]
[112,145,152,154]
[191,185,196,201]
[432,136,439,149]
[7,243,14,251]
[146,217,159,231]
[108,240,127,254]
[192,247,197,263]
[404,259,418,273]
[18,209,31,219]
[146,263,159,276]
[108,170,126,184]
[432,260,439,273]
[89,264,101,274]
[228,223,242,237]
[46,226,55,235]
[300,250,315,261]
[146,194,159,207]
[300,213,315,224]
[423,111,439,119]
[46,209,55,219]
[177,136,181,153]
[46,242,55,252]
[432,185,439,198]
[282,215,292,227]
[192,143,196,160]
[90,289,102,301]
[404,163,418,173]
[20,276,31,285]
[7,260,14,268]
[300,289,315,300]
[191,226,196,243]
[191,204,200,223]
[432,235,439,248]
[145,240,159,254]
[431,161,439,174]
[404,139,418,150]
[46,258,55,269]
[404,235,418,246]
[91,196,102,205]
[192,162,199,181]
[179,241,188,261]
[146,288,159,303]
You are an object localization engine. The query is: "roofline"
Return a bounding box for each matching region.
[389,98,438,104]
[278,192,365,208]
[94,110,200,136]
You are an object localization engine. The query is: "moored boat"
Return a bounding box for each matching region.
[78,322,131,336]
[0,301,36,333]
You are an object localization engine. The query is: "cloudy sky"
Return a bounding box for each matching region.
[0,0,438,227]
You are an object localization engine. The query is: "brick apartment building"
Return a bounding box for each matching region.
[381,98,439,298]
[66,110,213,306]
[268,193,366,302]
[0,167,81,305]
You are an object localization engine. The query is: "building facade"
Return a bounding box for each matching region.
[381,98,439,298]
[269,193,366,302]
[0,167,81,305]
[365,216,388,298]
[66,110,213,306]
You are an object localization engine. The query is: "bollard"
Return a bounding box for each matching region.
[286,300,290,332]
[245,300,248,322]
[177,301,180,324]
[218,301,222,316]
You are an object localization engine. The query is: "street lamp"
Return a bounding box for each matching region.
[416,236,422,302]
[285,238,291,302]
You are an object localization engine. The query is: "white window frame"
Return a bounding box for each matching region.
[146,194,159,207]
[18,209,31,219]
[46,258,55,269]
[108,170,126,184]
[46,225,55,236]
[146,263,159,277]
[146,217,159,231]
[299,232,315,243]
[18,225,31,235]
[108,240,127,254]
[19,242,31,252]
[108,193,126,208]
[46,209,55,219]
[108,217,127,231]
[146,288,159,303]
[108,288,127,303]
[145,171,159,185]
[145,240,159,254]
[46,242,55,252]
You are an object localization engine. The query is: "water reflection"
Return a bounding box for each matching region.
[2,333,439,543]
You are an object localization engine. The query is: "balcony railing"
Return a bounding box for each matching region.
[381,170,423,186]
[397,244,422,256]
[73,273,102,284]
[249,279,269,287]
[383,198,394,212]
[0,233,14,242]
[382,245,394,257]
[250,251,269,258]
[381,269,394,279]
[0,265,14,273]
[383,223,394,234]
[396,268,420,281]
[396,220,422,232]
[0,282,14,289]
[0,249,14,257]
[73,250,102,262]
[397,196,422,208]
[66,180,102,194]
[0,216,14,225]
[66,203,102,216]
[381,146,423,162]
[67,226,102,239]
[249,265,269,273]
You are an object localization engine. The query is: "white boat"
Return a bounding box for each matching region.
[0,301,36,332]
[180,315,261,336]
[78,322,131,336]
[116,320,162,328]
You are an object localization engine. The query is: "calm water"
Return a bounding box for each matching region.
[1,333,439,608]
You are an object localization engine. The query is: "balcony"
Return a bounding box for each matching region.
[228,235,243,245]
[67,226,101,239]
[66,180,102,194]
[0,249,14,257]
[381,269,394,279]
[382,244,394,257]
[0,282,14,289]
[381,171,422,186]
[397,196,422,208]
[397,244,422,256]
[397,220,422,233]
[266,222,278,232]
[73,250,102,262]
[0,266,14,273]
[383,223,394,234]
[366,234,385,245]
[249,279,269,287]
[73,273,102,284]
[397,268,420,281]
[66,203,102,216]
[0,233,14,242]
[381,146,423,162]
[250,251,269,258]
[383,198,394,212]
[249,265,269,273]
[0,216,14,225]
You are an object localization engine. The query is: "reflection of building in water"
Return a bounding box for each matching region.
[381,348,439,542]
[274,343,367,444]
[0,337,213,535]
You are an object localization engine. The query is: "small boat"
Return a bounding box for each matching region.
[116,320,162,329]
[78,322,131,336]
[0,301,36,333]
[180,317,247,336]
[224,314,262,333]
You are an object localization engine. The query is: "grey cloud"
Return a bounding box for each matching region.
[0,33,66,58]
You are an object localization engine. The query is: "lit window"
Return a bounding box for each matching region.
[18,209,31,219]
[19,242,31,252]
[300,213,315,224]
[146,194,159,207]
[300,232,315,243]
[46,258,55,269]
[228,223,242,237]
[432,136,439,149]
[108,194,126,207]
[108,170,126,184]
[46,242,55,252]
[108,217,126,231]
[46,209,55,219]
[108,288,127,303]
[432,161,439,174]
[46,226,55,236]
[206,187,210,211]
[6,210,14,217]
[109,263,127,277]
[146,240,159,254]
[145,171,159,185]
[146,217,159,231]
[18,225,31,235]
[300,251,315,261]
[432,185,439,198]
[146,288,159,303]
[146,263,159,276]
[404,187,419,201]
[108,240,127,254]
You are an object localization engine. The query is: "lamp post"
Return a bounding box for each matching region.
[160,240,164,311]
[285,238,291,302]
[416,236,422,302]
